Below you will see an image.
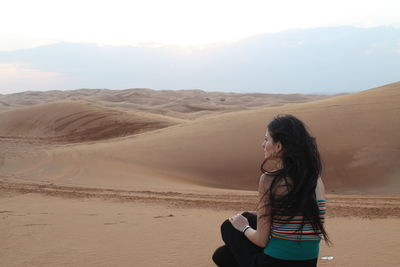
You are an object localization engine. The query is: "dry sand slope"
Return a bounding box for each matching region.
[2,82,398,193]
[0,100,182,142]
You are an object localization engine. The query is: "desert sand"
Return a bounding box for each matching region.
[1,83,399,266]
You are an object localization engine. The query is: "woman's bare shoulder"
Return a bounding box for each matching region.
[258,174,273,194]
[258,174,290,196]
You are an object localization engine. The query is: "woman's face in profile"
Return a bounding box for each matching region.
[261,130,282,159]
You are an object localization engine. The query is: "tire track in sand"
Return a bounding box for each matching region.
[1,181,399,218]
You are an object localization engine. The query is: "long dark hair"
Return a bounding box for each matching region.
[260,114,331,245]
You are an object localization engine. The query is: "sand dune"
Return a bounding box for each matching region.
[0,82,398,194]
[55,81,397,194]
[0,88,334,119]
[0,100,180,143]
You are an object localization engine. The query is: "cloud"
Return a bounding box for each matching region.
[363,40,400,55]
[0,62,74,94]
[1,0,400,51]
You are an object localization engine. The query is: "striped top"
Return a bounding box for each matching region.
[270,199,326,241]
[263,199,327,260]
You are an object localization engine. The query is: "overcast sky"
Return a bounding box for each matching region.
[1,0,400,51]
[1,1,399,94]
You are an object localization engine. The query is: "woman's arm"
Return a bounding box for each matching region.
[229,174,272,247]
[243,174,272,247]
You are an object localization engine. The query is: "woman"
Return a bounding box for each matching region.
[212,114,330,267]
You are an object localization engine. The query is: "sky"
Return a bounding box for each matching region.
[1,0,400,51]
[0,0,399,94]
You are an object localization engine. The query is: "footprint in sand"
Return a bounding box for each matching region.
[154,214,174,219]
[104,221,127,225]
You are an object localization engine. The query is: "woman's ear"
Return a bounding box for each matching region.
[275,142,283,155]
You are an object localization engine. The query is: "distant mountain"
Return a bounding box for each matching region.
[1,26,399,94]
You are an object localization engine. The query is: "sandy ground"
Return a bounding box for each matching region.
[1,185,399,267]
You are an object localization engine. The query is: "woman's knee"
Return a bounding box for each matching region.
[220,219,235,243]
[220,213,254,239]
[241,211,252,218]
[220,219,232,235]
[242,212,257,229]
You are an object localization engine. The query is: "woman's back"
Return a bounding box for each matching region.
[264,177,327,260]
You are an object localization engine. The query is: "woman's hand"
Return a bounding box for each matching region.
[229,213,250,232]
